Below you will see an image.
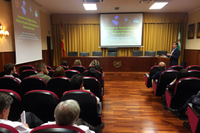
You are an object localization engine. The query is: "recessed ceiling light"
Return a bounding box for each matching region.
[83,4,97,10]
[149,2,168,9]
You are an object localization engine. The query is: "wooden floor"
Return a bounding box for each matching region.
[102,73,191,133]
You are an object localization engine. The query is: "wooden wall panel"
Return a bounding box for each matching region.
[0,50,51,72]
[184,50,200,67]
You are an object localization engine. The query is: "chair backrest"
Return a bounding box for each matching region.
[20,69,37,80]
[46,65,53,70]
[188,70,200,79]
[22,90,59,122]
[65,70,80,79]
[87,65,103,74]
[48,70,55,77]
[0,89,22,121]
[47,77,71,98]
[145,51,155,56]
[20,77,47,96]
[83,76,101,98]
[149,65,160,78]
[19,65,35,74]
[61,90,98,125]
[107,48,117,56]
[80,52,89,56]
[159,70,178,84]
[186,65,200,71]
[93,51,103,56]
[157,51,167,56]
[0,123,19,133]
[132,51,143,56]
[71,65,86,74]
[0,71,5,77]
[68,52,78,56]
[0,77,20,93]
[83,70,102,83]
[174,77,200,102]
[54,65,68,70]
[31,124,84,133]
[168,65,184,71]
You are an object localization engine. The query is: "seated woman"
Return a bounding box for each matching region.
[73,59,82,65]
[52,66,66,77]
[60,61,68,68]
[89,60,100,66]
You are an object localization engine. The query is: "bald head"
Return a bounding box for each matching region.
[159,62,166,70]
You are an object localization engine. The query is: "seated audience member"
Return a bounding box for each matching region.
[43,100,105,133]
[73,59,82,65]
[167,69,189,92]
[151,62,166,80]
[0,92,43,133]
[52,66,66,77]
[3,63,21,82]
[89,60,100,66]
[30,62,51,83]
[71,74,100,104]
[83,68,101,83]
[60,60,68,68]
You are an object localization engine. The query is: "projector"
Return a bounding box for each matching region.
[83,0,105,3]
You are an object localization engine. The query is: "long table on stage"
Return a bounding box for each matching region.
[61,56,169,72]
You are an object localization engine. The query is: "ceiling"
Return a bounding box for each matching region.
[34,0,200,14]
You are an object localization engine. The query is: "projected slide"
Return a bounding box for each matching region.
[100,13,143,47]
[12,0,42,64]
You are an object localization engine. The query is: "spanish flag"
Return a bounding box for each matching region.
[61,21,66,56]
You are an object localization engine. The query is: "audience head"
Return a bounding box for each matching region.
[0,93,13,119]
[94,65,102,73]
[176,69,189,81]
[60,61,68,67]
[158,62,166,70]
[88,68,98,78]
[73,59,82,65]
[71,74,83,90]
[54,100,80,126]
[172,42,178,49]
[53,66,66,77]
[36,62,48,74]
[4,63,16,75]
[89,60,100,66]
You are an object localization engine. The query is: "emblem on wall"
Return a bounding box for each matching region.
[113,61,122,68]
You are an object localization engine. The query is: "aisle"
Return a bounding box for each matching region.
[102,81,190,133]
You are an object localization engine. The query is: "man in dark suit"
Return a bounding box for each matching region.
[152,62,166,80]
[167,42,180,66]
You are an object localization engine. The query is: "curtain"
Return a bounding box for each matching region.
[52,13,187,66]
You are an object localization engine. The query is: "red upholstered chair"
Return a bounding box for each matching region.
[71,65,86,74]
[61,90,102,127]
[22,90,59,122]
[19,65,35,74]
[20,69,37,80]
[0,89,22,121]
[188,103,200,133]
[165,77,200,109]
[169,65,184,71]
[0,71,5,77]
[88,65,103,74]
[188,70,200,79]
[153,70,178,96]
[186,65,200,71]
[47,77,71,98]
[83,76,102,101]
[46,65,53,70]
[0,77,20,94]
[54,65,68,70]
[48,70,55,77]
[31,124,84,133]
[65,70,80,79]
[144,65,160,88]
[20,77,47,96]
[0,123,19,133]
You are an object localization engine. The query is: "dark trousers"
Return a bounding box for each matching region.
[181,95,196,112]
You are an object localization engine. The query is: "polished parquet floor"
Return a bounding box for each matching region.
[102,79,191,133]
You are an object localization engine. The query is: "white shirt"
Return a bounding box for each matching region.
[0,119,32,133]
[42,121,95,133]
[4,75,21,83]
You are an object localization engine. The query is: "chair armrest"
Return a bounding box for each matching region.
[166,88,174,97]
[145,73,149,78]
[188,103,200,117]
[97,102,102,115]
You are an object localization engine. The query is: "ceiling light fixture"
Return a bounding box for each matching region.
[83,4,97,10]
[149,2,168,9]
[0,23,9,39]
